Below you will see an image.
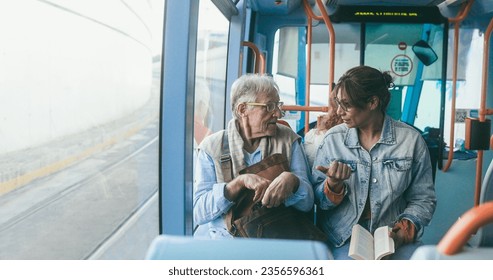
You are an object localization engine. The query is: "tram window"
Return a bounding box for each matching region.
[365,24,425,86]
[0,0,164,259]
[273,27,298,129]
[194,1,229,147]
[416,28,483,143]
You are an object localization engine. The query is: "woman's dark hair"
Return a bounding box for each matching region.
[334,65,393,113]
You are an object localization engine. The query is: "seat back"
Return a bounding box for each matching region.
[476,159,493,246]
[411,245,493,260]
[145,235,332,260]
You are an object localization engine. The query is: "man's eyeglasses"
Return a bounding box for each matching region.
[245,101,284,113]
[333,96,352,112]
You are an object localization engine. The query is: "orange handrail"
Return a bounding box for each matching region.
[448,0,474,24]
[277,0,331,135]
[241,41,265,74]
[282,105,329,112]
[442,0,474,172]
[437,201,493,255]
[288,0,335,135]
[315,0,336,93]
[302,0,323,21]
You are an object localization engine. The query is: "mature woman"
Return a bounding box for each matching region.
[312,65,436,259]
[193,73,314,239]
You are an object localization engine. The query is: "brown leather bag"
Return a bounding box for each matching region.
[224,153,327,242]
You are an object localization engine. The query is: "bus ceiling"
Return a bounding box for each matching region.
[245,0,493,25]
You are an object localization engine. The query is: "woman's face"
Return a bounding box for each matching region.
[334,88,373,129]
[241,91,282,139]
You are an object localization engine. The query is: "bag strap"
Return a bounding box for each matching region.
[220,131,237,235]
[220,131,233,183]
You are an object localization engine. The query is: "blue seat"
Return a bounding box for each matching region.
[411,245,493,260]
[145,235,333,260]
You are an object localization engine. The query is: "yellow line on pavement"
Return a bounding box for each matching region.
[0,116,156,196]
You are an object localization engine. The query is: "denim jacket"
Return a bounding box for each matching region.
[312,115,436,247]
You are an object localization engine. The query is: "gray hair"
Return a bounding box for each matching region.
[230,74,279,119]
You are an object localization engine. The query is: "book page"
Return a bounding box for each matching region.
[348,224,374,260]
[374,226,395,260]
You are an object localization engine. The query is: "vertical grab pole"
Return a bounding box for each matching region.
[315,0,335,93]
[442,0,474,172]
[302,0,335,135]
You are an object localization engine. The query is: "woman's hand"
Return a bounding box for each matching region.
[389,219,416,248]
[316,161,351,193]
[261,171,299,208]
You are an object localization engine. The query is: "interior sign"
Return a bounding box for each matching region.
[329,6,447,23]
[398,42,407,50]
[354,11,418,17]
[391,54,413,77]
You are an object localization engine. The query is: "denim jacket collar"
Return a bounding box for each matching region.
[344,115,396,148]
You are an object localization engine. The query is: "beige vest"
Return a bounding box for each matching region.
[199,119,300,182]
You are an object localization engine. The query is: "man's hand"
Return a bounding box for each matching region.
[224,174,270,203]
[261,171,299,208]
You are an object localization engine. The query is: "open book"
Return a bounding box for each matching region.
[348,224,395,260]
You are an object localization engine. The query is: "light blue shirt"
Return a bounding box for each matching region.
[312,115,437,247]
[193,140,314,239]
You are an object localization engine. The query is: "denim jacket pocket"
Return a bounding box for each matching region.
[383,158,413,195]
[384,158,412,171]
